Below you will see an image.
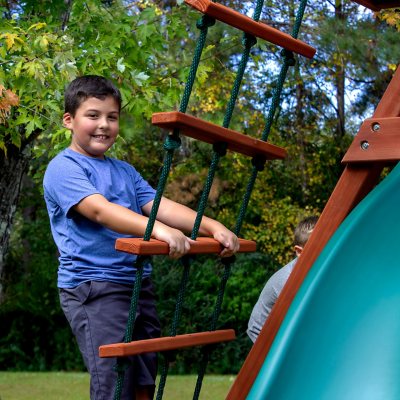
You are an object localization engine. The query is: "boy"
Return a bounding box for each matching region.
[43,75,239,400]
[247,216,317,343]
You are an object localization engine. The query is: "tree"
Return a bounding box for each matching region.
[0,0,199,298]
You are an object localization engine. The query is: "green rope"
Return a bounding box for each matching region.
[155,15,216,400]
[113,257,146,400]
[115,0,310,397]
[223,33,257,128]
[193,1,309,397]
[155,256,192,400]
[190,2,266,397]
[261,50,295,141]
[115,15,215,399]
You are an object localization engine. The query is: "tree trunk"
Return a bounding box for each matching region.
[0,143,31,301]
[335,0,346,147]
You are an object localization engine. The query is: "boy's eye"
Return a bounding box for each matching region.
[108,116,118,121]
[87,113,98,119]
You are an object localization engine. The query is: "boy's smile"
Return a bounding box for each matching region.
[63,96,120,159]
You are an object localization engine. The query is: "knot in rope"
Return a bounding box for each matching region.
[252,155,266,171]
[242,33,257,49]
[281,49,296,66]
[163,135,181,151]
[213,142,228,157]
[196,15,215,30]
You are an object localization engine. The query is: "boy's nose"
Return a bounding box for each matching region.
[98,117,109,128]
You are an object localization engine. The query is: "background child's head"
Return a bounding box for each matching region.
[294,215,318,256]
[64,75,122,116]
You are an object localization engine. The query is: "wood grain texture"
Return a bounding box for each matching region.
[115,237,256,255]
[184,0,316,58]
[152,111,286,160]
[99,329,236,357]
[352,0,400,10]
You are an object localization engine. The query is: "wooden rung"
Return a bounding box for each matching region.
[185,0,315,59]
[99,329,236,358]
[116,237,256,255]
[152,111,286,160]
[352,0,400,11]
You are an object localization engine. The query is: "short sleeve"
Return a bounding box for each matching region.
[43,156,100,216]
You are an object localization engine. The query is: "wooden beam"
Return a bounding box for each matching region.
[185,0,316,59]
[99,329,236,357]
[352,0,400,11]
[342,117,400,163]
[152,112,286,160]
[227,65,400,399]
[115,237,256,255]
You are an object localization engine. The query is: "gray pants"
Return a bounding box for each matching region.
[59,278,161,400]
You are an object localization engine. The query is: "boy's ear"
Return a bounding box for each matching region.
[294,245,303,257]
[63,113,73,130]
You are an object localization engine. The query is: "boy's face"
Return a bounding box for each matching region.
[63,95,119,159]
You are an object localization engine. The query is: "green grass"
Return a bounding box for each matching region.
[0,372,235,400]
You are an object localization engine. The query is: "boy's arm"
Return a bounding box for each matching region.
[73,194,191,258]
[142,197,239,257]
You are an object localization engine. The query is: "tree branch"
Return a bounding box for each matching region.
[61,0,74,31]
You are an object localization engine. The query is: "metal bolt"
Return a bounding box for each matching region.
[360,140,369,150]
[372,122,380,132]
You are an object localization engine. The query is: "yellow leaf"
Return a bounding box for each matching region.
[0,33,24,51]
[39,36,49,51]
[28,22,47,31]
[1,33,17,50]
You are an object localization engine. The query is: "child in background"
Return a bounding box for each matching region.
[43,75,239,400]
[247,216,318,343]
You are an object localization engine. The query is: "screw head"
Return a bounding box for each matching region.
[360,140,369,150]
[372,122,380,132]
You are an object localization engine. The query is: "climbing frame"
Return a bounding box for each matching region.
[227,0,400,395]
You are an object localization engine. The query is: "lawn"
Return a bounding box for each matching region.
[0,372,235,400]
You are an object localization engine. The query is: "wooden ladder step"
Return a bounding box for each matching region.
[99,329,236,357]
[184,0,315,59]
[116,237,256,255]
[352,0,400,11]
[152,111,286,160]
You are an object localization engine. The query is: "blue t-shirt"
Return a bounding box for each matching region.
[43,148,156,288]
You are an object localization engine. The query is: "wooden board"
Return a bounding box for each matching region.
[115,237,256,255]
[99,329,236,357]
[184,0,316,59]
[352,0,400,11]
[152,111,286,160]
[342,117,400,163]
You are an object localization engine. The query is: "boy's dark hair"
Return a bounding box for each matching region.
[64,75,122,116]
[294,216,318,247]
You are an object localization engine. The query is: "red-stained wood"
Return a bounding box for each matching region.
[343,117,400,163]
[116,237,256,255]
[152,112,287,160]
[99,329,235,358]
[227,66,400,399]
[352,0,400,10]
[184,0,316,59]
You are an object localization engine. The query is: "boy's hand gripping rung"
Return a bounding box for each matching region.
[115,237,256,255]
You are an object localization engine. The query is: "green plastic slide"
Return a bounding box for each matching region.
[248,162,400,400]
